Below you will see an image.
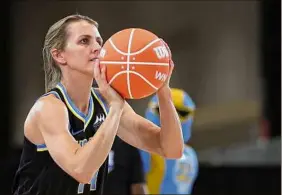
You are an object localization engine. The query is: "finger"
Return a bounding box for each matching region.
[94,59,103,85]
[170,63,174,75]
[100,64,107,81]
[93,60,99,78]
[96,64,109,92]
[170,59,175,68]
[160,38,172,57]
[168,59,174,77]
[99,64,108,87]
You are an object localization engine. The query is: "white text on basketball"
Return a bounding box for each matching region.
[153,46,169,59]
[155,71,167,81]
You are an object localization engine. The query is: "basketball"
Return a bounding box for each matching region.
[99,28,171,99]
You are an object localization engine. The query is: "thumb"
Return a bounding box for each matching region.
[160,38,172,58]
[168,59,174,76]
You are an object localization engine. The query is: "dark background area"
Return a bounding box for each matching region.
[0,0,280,195]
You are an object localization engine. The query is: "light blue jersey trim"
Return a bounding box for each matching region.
[36,144,47,152]
[56,83,94,127]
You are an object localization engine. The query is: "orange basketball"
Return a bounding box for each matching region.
[99,28,171,99]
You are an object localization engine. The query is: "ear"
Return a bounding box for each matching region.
[51,48,66,65]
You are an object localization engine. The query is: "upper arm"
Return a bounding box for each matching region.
[117,102,163,155]
[32,96,80,175]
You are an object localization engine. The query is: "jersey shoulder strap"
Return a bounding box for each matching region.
[91,88,109,114]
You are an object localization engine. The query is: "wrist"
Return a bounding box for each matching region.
[157,86,172,100]
[109,102,124,113]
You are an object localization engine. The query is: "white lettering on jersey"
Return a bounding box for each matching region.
[108,150,115,173]
[94,114,105,125]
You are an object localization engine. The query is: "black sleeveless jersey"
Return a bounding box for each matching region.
[12,83,109,195]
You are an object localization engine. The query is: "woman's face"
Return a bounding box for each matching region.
[60,20,103,77]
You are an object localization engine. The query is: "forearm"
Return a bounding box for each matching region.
[73,106,122,182]
[157,87,184,158]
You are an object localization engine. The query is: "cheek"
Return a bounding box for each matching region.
[65,47,87,62]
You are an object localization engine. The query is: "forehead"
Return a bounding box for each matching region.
[66,20,101,39]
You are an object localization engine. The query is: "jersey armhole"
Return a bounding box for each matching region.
[34,91,62,103]
[33,91,61,152]
[41,91,61,100]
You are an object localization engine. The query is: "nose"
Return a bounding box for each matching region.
[92,42,101,56]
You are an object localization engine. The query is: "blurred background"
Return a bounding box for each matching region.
[1,0,281,195]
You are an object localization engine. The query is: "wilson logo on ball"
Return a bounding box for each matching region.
[153,46,169,59]
[155,71,167,81]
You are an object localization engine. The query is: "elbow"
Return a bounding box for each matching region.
[176,144,185,159]
[166,150,184,159]
[69,151,98,184]
[73,168,94,184]
[76,175,92,184]
[163,142,184,159]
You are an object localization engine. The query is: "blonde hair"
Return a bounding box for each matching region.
[42,14,98,92]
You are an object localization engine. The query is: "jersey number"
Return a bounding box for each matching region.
[77,171,99,194]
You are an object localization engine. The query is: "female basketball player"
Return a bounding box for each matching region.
[12,14,183,195]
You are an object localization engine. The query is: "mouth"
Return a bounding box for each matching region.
[90,57,98,62]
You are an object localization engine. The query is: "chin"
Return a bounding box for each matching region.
[81,65,94,77]
[84,70,94,78]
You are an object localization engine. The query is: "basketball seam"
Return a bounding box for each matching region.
[109,39,128,55]
[100,61,169,66]
[130,38,160,55]
[109,37,161,56]
[126,29,135,99]
[108,70,158,90]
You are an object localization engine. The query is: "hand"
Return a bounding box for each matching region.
[158,39,174,92]
[93,59,125,110]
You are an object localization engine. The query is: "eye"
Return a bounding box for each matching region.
[96,38,103,46]
[80,38,89,44]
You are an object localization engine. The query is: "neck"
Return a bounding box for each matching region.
[61,71,93,115]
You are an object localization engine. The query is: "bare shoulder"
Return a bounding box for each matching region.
[24,94,68,143]
[27,94,66,122]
